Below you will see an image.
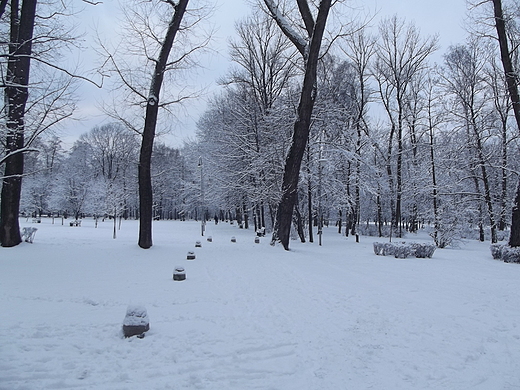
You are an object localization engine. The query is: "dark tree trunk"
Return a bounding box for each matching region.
[395,103,404,238]
[510,182,520,246]
[492,0,520,246]
[306,144,313,243]
[1,0,37,247]
[260,203,265,229]
[243,202,249,229]
[429,115,440,245]
[253,204,258,231]
[293,200,306,243]
[270,0,332,250]
[138,0,189,249]
[499,116,508,231]
[386,124,396,233]
[236,206,243,226]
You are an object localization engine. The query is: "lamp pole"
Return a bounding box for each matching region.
[318,130,326,246]
[198,156,205,236]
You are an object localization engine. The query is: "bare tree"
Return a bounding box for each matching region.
[373,16,437,237]
[0,0,38,246]
[489,0,520,246]
[262,0,333,250]
[100,0,210,248]
[0,0,101,247]
[225,12,297,234]
[443,41,500,243]
[341,26,376,236]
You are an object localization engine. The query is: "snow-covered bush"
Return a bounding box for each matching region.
[496,245,520,263]
[489,244,520,263]
[373,242,397,256]
[410,243,436,258]
[490,244,505,260]
[394,243,412,259]
[374,242,436,259]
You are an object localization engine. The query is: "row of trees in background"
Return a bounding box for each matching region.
[196,2,520,249]
[4,0,520,250]
[20,124,197,224]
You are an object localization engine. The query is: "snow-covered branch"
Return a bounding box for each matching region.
[263,0,308,57]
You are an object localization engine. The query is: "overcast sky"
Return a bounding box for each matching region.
[60,0,470,149]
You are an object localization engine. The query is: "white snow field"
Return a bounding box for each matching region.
[1,218,520,390]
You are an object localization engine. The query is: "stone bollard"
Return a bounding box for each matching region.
[187,251,196,260]
[254,236,260,244]
[122,305,150,338]
[173,267,186,281]
[231,236,236,243]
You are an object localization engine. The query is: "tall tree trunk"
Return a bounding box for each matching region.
[499,116,508,231]
[293,199,306,243]
[395,99,404,238]
[429,115,440,245]
[138,0,189,249]
[267,0,332,250]
[1,0,37,247]
[385,124,396,234]
[243,202,249,229]
[306,144,314,242]
[510,182,520,246]
[352,126,362,236]
[492,0,520,246]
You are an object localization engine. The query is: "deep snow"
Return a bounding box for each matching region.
[1,218,520,389]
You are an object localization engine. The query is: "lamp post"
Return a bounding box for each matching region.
[318,130,326,246]
[198,156,205,236]
[318,157,326,246]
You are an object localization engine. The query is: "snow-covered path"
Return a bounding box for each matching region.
[1,219,520,389]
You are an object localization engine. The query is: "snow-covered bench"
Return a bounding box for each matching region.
[69,220,81,227]
[21,227,37,243]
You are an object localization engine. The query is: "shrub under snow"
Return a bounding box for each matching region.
[490,244,520,264]
[373,242,436,259]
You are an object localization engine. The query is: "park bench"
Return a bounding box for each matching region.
[21,227,37,243]
[69,220,81,227]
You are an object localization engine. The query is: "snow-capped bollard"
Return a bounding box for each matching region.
[187,251,196,260]
[122,305,150,338]
[231,236,236,243]
[254,236,260,244]
[195,241,202,247]
[173,267,186,281]
[207,236,212,242]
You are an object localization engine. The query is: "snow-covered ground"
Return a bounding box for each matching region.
[1,218,520,390]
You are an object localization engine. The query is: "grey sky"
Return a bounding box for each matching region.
[60,0,469,149]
